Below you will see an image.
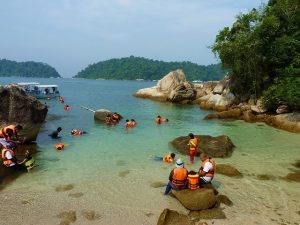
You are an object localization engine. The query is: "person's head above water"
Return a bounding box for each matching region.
[57,127,62,132]
[188,133,194,139]
[170,153,176,159]
[165,119,169,122]
[157,115,161,118]
[131,119,135,122]
[106,114,111,118]
[126,119,129,122]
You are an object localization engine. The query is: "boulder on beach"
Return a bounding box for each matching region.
[172,189,216,211]
[170,135,235,158]
[157,209,193,225]
[0,85,48,143]
[215,164,243,178]
[134,69,197,103]
[282,171,300,182]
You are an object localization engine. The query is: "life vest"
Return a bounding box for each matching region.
[172,168,188,186]
[1,148,16,166]
[55,143,65,150]
[188,174,199,190]
[64,106,71,111]
[163,154,173,163]
[199,158,215,177]
[189,137,198,151]
[71,130,82,136]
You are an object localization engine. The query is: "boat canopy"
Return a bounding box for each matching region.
[35,85,58,88]
[17,82,40,86]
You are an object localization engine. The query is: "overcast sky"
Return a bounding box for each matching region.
[0,0,266,77]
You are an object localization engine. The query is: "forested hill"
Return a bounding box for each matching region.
[75,56,226,81]
[0,59,61,78]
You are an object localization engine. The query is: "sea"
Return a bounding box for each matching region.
[0,77,299,225]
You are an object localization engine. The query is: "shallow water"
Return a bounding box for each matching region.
[0,77,300,225]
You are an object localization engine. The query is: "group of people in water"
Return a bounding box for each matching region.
[0,124,35,172]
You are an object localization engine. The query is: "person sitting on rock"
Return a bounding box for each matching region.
[18,149,35,172]
[164,159,188,195]
[49,127,62,139]
[1,145,17,169]
[198,152,215,186]
[0,124,23,142]
[188,133,198,164]
[153,153,176,163]
[187,170,199,190]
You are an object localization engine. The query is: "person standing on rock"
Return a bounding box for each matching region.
[188,133,198,164]
[164,159,188,195]
[198,152,215,186]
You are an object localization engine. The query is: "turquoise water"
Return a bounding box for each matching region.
[0,77,300,225]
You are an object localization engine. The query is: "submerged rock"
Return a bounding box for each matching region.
[94,109,123,121]
[134,69,197,103]
[0,85,48,142]
[170,135,235,158]
[172,189,216,211]
[282,171,300,182]
[189,208,226,220]
[157,209,193,225]
[57,210,77,225]
[293,160,300,169]
[215,164,243,178]
[256,174,276,181]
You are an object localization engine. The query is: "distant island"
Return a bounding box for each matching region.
[74,56,227,81]
[0,59,61,78]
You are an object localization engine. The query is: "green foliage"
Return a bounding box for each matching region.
[0,59,61,78]
[262,77,300,111]
[212,0,300,110]
[74,56,226,81]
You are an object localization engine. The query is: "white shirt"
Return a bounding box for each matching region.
[5,151,16,166]
[202,161,213,182]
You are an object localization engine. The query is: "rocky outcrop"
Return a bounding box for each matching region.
[172,189,216,211]
[134,69,196,103]
[215,164,243,178]
[189,208,226,220]
[157,209,193,225]
[93,109,123,121]
[276,105,290,114]
[0,85,47,142]
[170,135,235,158]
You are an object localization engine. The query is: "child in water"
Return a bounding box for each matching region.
[153,153,176,163]
[18,150,35,172]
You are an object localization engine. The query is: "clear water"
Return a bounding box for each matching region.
[0,77,299,225]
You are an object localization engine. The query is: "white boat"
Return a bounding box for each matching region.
[17,83,60,99]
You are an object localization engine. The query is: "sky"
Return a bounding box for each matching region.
[0,0,266,77]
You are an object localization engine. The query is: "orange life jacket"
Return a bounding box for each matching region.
[55,143,65,150]
[199,158,215,177]
[172,168,188,186]
[64,106,71,111]
[1,149,16,166]
[188,174,199,190]
[71,130,82,136]
[163,154,173,163]
[189,137,198,151]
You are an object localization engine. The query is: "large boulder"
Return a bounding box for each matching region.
[250,99,267,114]
[215,164,243,178]
[157,209,193,225]
[170,135,235,158]
[276,105,290,114]
[266,113,300,133]
[94,109,123,121]
[0,85,47,143]
[189,208,226,220]
[172,188,216,211]
[134,69,197,103]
